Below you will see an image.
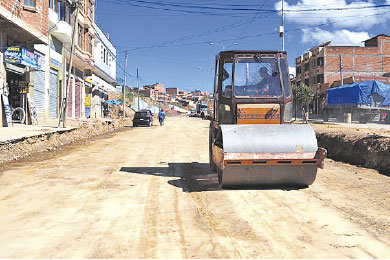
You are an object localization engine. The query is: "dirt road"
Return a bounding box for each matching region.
[0,117,389,258]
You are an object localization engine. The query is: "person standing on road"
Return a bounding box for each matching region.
[158,109,166,126]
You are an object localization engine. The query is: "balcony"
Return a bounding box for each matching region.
[52,21,72,44]
[49,8,59,26]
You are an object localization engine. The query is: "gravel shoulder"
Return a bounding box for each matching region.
[0,117,389,258]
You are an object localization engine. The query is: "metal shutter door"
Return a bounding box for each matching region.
[49,69,58,118]
[75,80,81,118]
[33,58,45,117]
[67,77,73,117]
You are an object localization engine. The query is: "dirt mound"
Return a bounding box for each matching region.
[315,127,390,175]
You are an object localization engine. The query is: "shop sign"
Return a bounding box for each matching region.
[4,47,40,70]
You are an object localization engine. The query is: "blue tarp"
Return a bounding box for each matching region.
[382,91,390,106]
[106,100,121,105]
[327,80,390,106]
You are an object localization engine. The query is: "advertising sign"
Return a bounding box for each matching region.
[4,47,40,70]
[1,94,13,126]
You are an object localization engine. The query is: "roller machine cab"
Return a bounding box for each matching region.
[209,51,326,188]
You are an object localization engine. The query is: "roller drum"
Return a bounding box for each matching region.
[219,124,320,187]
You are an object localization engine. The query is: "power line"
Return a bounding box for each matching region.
[100,0,390,14]
[229,0,268,47]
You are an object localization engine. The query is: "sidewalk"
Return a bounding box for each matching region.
[0,118,98,144]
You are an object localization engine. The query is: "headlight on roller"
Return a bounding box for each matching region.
[284,102,293,123]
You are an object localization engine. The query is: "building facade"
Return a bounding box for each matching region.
[66,0,95,119]
[295,34,390,115]
[86,23,116,118]
[1,0,49,126]
[166,87,178,97]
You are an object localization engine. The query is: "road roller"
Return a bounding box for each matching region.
[209,50,326,188]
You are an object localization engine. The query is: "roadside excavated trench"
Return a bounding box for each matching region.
[314,125,390,176]
[0,120,129,164]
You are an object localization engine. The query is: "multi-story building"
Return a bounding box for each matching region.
[166,87,178,97]
[141,83,166,101]
[1,0,49,126]
[32,0,73,121]
[86,24,116,118]
[64,0,95,119]
[295,34,390,115]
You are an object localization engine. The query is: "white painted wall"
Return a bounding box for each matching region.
[93,24,116,82]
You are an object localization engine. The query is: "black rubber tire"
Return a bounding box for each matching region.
[12,107,25,124]
[217,168,223,187]
[133,123,137,127]
[209,122,217,172]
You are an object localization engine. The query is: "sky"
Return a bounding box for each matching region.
[94,0,390,93]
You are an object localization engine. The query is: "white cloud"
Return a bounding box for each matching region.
[275,0,389,29]
[289,66,296,77]
[301,28,370,46]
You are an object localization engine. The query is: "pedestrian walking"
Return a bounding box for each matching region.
[158,109,166,126]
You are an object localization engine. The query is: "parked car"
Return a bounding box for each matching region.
[133,110,153,127]
[140,109,154,117]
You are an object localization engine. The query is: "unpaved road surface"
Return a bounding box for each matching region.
[0,117,389,258]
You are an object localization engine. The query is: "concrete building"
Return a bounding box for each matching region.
[1,0,49,126]
[295,34,390,115]
[86,24,116,118]
[35,0,73,121]
[66,0,95,119]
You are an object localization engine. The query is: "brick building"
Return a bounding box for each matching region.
[166,87,178,97]
[1,0,49,126]
[295,34,390,115]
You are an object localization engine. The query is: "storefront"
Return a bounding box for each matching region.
[84,79,92,118]
[2,46,40,124]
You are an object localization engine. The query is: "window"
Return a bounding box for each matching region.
[296,66,301,74]
[317,57,324,67]
[233,58,282,97]
[221,62,232,98]
[88,0,94,19]
[304,63,309,71]
[279,58,292,98]
[317,74,324,84]
[78,25,84,48]
[58,1,71,24]
[103,49,106,63]
[304,78,309,86]
[50,36,63,54]
[49,0,57,10]
[24,0,35,7]
[88,34,93,54]
[101,46,104,61]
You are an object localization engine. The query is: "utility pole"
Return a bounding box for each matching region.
[340,54,343,85]
[137,68,140,111]
[123,50,127,118]
[280,0,285,51]
[58,1,79,128]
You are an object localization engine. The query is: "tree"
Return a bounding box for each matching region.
[292,83,314,121]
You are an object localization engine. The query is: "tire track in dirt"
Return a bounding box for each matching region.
[173,187,188,258]
[190,193,244,258]
[136,177,159,258]
[238,192,305,258]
